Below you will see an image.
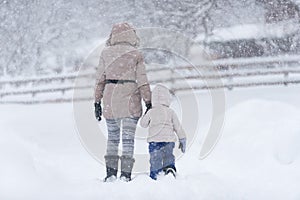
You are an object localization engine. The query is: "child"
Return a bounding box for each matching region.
[140,84,187,180]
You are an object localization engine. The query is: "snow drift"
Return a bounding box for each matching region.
[0,87,300,199]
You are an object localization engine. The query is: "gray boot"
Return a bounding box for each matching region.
[120,155,135,182]
[104,155,119,182]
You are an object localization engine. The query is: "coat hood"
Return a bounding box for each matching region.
[106,22,139,47]
[152,84,171,107]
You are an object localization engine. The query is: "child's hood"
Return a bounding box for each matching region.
[152,84,171,107]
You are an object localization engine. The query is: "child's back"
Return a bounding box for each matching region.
[140,84,186,142]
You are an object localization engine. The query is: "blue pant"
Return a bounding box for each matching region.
[149,142,175,180]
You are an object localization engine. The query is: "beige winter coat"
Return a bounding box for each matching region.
[140,84,186,142]
[94,23,151,119]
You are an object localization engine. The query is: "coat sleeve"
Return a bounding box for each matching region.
[140,111,150,128]
[171,110,186,140]
[136,53,151,104]
[94,56,106,102]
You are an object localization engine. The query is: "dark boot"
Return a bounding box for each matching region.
[120,155,135,182]
[163,165,177,178]
[104,155,119,182]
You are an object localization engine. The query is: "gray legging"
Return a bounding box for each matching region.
[105,117,139,158]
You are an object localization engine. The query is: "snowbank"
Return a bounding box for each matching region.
[201,99,300,199]
[0,87,300,199]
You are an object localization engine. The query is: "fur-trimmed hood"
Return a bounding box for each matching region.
[152,84,171,107]
[106,22,139,47]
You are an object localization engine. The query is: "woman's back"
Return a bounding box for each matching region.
[95,22,151,119]
[101,44,142,81]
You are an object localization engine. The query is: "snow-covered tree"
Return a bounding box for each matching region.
[1,0,299,77]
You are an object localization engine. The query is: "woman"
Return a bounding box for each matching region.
[94,22,152,182]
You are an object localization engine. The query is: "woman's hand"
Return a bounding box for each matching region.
[145,102,152,114]
[94,102,102,121]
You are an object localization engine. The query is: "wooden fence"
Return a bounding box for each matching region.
[1,55,300,104]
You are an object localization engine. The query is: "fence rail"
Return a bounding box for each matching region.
[1,55,300,104]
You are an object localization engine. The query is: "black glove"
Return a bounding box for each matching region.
[145,102,152,114]
[94,102,102,121]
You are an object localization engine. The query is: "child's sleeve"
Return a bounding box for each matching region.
[171,110,186,139]
[140,111,150,128]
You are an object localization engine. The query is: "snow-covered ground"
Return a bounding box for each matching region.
[1,85,300,200]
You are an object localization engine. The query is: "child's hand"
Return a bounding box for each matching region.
[178,138,186,153]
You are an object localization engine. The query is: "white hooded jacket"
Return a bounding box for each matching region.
[140,84,186,142]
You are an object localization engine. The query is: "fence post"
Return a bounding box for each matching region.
[283,61,289,86]
[227,65,233,90]
[284,71,289,86]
